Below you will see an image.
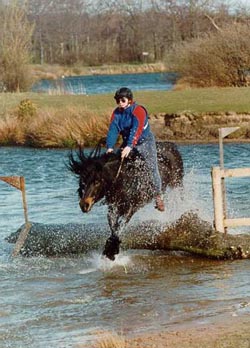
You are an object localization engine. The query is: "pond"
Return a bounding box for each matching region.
[31,72,178,95]
[1,143,250,347]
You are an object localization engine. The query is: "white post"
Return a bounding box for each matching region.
[218,127,240,234]
[212,167,224,233]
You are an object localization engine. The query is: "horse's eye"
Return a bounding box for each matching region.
[78,187,84,198]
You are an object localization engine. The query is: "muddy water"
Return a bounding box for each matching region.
[0,144,250,348]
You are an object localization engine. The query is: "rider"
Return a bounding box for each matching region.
[106,87,165,212]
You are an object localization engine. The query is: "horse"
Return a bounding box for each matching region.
[69,140,184,260]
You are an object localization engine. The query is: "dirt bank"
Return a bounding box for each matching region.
[86,313,250,348]
[150,111,250,143]
[125,313,250,348]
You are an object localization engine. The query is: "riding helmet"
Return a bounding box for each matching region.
[114,87,133,101]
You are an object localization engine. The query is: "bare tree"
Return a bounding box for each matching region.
[24,0,250,66]
[0,0,34,91]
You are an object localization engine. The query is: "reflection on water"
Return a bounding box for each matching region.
[0,144,250,347]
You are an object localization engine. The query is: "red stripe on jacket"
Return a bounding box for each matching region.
[131,105,147,146]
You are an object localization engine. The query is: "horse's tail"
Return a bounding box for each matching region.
[157,141,184,188]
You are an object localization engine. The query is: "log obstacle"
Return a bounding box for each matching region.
[0,176,31,257]
[5,211,250,260]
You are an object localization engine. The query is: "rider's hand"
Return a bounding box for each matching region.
[121,146,131,159]
[106,148,114,154]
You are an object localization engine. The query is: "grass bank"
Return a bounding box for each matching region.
[1,87,250,147]
[2,87,250,115]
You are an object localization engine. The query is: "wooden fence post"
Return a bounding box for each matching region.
[211,167,225,233]
[0,176,31,256]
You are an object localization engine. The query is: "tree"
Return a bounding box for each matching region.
[166,22,250,87]
[0,1,34,92]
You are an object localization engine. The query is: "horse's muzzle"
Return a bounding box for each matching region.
[79,197,94,212]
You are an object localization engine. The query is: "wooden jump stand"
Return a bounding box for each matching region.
[0,176,31,256]
[211,127,250,234]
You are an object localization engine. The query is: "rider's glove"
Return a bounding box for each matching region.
[121,146,131,159]
[106,148,114,154]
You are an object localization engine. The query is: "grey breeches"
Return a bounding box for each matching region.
[136,132,162,195]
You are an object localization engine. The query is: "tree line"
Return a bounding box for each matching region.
[1,0,250,91]
[27,0,250,65]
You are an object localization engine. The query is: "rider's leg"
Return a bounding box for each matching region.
[136,132,165,211]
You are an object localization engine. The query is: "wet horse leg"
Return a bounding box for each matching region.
[102,205,122,260]
[103,205,133,261]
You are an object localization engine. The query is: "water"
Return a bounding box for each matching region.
[31,72,177,95]
[1,144,250,347]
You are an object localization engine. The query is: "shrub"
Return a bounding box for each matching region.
[0,115,25,145]
[17,99,37,121]
[166,23,250,87]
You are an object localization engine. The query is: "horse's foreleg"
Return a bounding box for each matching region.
[103,206,121,260]
[103,206,134,261]
[108,205,134,236]
[107,205,120,234]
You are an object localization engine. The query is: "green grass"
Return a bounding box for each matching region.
[1,86,250,147]
[2,87,250,117]
[137,87,250,114]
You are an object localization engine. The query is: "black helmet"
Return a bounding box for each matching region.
[114,87,133,101]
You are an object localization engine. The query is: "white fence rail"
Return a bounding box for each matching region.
[211,167,250,233]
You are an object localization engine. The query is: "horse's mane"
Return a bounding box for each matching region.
[68,138,120,176]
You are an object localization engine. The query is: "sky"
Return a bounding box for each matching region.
[238,0,250,6]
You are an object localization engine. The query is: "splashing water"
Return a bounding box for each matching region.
[133,167,213,229]
[85,251,132,273]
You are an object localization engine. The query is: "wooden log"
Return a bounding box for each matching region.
[5,211,250,260]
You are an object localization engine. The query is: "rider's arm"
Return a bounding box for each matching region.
[127,105,147,147]
[106,111,120,149]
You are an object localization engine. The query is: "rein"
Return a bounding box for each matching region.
[115,157,124,180]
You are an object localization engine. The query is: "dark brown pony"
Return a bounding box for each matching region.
[69,140,184,260]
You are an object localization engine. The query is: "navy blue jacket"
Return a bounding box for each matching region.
[106,102,150,149]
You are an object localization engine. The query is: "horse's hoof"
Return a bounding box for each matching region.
[102,234,121,261]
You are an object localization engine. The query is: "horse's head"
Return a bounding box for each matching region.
[69,148,120,213]
[78,160,108,212]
